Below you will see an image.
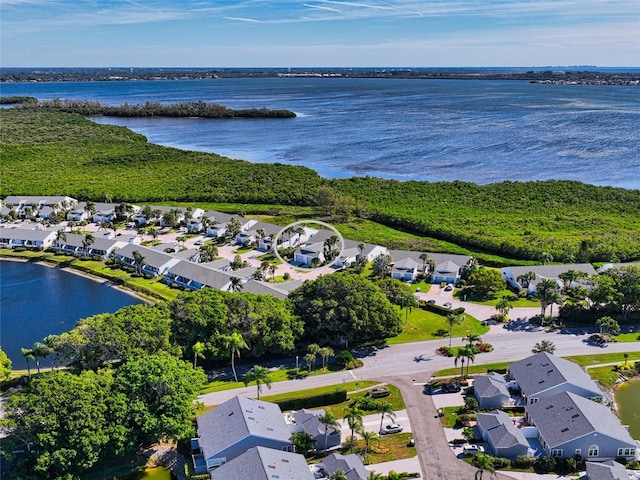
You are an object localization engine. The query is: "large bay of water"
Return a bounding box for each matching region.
[2,78,639,188]
[0,260,142,369]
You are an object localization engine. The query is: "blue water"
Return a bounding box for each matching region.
[2,78,638,188]
[0,260,142,369]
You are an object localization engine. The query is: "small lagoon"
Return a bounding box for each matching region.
[615,379,640,440]
[0,260,142,369]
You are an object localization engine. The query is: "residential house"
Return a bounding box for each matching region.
[192,396,293,474]
[525,391,636,461]
[474,372,513,409]
[115,244,181,276]
[476,410,531,460]
[391,257,420,281]
[287,408,341,452]
[432,260,462,284]
[92,204,117,224]
[507,352,604,405]
[255,223,290,252]
[3,196,77,218]
[51,232,126,258]
[164,261,234,291]
[321,453,370,480]
[293,241,325,266]
[209,446,313,480]
[501,264,596,294]
[388,250,471,284]
[584,460,631,480]
[0,228,56,250]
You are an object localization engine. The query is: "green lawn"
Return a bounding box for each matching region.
[454,289,539,308]
[614,332,640,343]
[387,306,488,345]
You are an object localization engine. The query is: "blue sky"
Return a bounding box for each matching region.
[1,0,638,67]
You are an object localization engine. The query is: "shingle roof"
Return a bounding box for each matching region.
[585,460,630,480]
[508,352,602,398]
[476,410,528,450]
[506,263,596,281]
[115,243,179,269]
[166,261,233,290]
[292,409,338,438]
[527,391,636,449]
[323,453,370,480]
[210,446,313,480]
[0,228,55,241]
[474,372,510,400]
[196,397,291,461]
[434,260,460,274]
[388,249,471,266]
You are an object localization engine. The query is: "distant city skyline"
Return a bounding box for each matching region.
[1,0,639,67]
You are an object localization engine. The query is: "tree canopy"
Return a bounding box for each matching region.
[289,272,402,346]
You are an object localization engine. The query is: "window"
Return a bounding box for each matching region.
[551,449,563,458]
[588,445,599,457]
[530,397,539,404]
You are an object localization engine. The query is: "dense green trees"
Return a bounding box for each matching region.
[0,346,12,381]
[0,355,204,480]
[3,109,638,262]
[289,273,402,346]
[467,267,506,297]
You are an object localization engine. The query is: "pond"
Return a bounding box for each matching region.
[118,466,173,480]
[615,378,640,440]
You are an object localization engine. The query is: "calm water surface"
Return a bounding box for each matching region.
[2,78,639,188]
[615,378,640,439]
[0,260,142,369]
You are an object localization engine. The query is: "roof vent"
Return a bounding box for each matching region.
[547,369,554,373]
[266,427,274,431]
[572,413,579,419]
[546,405,554,409]
[248,416,255,420]
[561,427,569,432]
[268,465,276,469]
[282,459,289,463]
[526,363,533,366]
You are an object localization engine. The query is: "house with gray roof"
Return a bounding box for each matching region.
[388,250,471,284]
[321,452,370,480]
[209,446,313,480]
[432,260,462,284]
[476,410,531,460]
[164,261,234,291]
[287,408,341,452]
[115,244,181,276]
[525,391,637,461]
[51,232,126,258]
[501,263,596,293]
[585,460,631,480]
[294,241,325,266]
[507,352,603,405]
[0,228,56,250]
[391,257,420,281]
[474,372,512,409]
[193,396,293,474]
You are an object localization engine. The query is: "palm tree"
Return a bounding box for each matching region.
[464,348,476,378]
[318,410,340,454]
[54,229,67,248]
[82,233,95,254]
[192,341,205,368]
[21,347,34,381]
[84,201,96,219]
[225,332,248,382]
[536,278,559,323]
[132,249,145,274]
[532,340,556,354]
[343,404,364,451]
[419,252,432,273]
[463,333,481,347]
[376,402,396,446]
[304,353,316,373]
[43,334,59,370]
[229,277,243,293]
[359,428,378,463]
[517,271,537,290]
[243,365,273,400]
[539,251,554,265]
[198,243,218,263]
[31,342,50,375]
[446,313,461,348]
[471,452,496,480]
[330,471,348,480]
[366,473,384,480]
[454,347,468,379]
[268,264,277,280]
[399,291,417,325]
[495,297,512,320]
[319,346,334,370]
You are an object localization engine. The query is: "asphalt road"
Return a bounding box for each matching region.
[198,305,640,480]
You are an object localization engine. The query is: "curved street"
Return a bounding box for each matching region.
[199,300,640,480]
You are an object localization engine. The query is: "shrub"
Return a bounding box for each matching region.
[436,346,454,357]
[283,272,291,280]
[351,396,381,411]
[13,247,26,252]
[277,389,347,411]
[464,397,478,412]
[492,457,511,469]
[534,456,557,474]
[513,455,535,469]
[336,350,354,367]
[143,273,154,280]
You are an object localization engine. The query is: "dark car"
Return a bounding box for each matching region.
[367,386,390,398]
[441,382,461,393]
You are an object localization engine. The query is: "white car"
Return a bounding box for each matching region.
[443,302,452,308]
[463,444,485,455]
[194,239,204,246]
[380,423,403,435]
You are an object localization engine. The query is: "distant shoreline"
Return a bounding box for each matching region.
[2,67,639,85]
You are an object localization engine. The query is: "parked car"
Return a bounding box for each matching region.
[194,239,204,246]
[366,386,390,398]
[426,299,436,304]
[380,423,403,435]
[444,284,453,291]
[463,444,485,455]
[441,382,461,393]
[443,302,452,308]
